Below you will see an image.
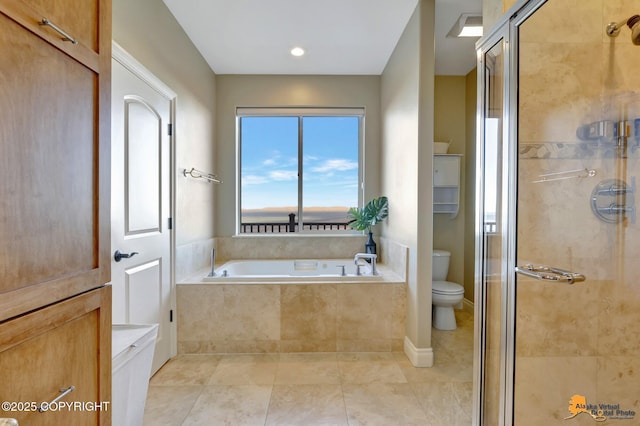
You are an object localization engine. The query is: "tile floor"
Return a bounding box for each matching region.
[143,309,474,426]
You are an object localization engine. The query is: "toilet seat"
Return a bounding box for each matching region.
[432,280,464,295]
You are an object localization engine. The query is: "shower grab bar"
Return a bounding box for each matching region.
[515,264,586,284]
[532,168,596,183]
[183,167,222,184]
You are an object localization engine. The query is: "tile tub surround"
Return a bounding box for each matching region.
[177,273,406,354]
[175,238,215,282]
[215,236,368,262]
[175,237,408,284]
[215,235,409,277]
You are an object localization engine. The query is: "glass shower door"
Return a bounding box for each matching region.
[513,0,640,423]
[474,37,508,426]
[475,0,640,424]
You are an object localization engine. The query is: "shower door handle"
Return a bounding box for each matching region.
[515,264,586,284]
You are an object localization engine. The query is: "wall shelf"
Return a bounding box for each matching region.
[433,154,462,217]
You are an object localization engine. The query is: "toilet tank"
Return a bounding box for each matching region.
[432,250,451,281]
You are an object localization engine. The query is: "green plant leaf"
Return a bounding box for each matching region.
[364,196,389,226]
[348,196,388,231]
[347,206,369,231]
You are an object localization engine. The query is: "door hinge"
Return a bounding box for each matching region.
[168,217,173,230]
[170,309,173,322]
[168,123,173,136]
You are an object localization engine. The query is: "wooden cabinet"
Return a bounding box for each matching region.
[0,287,111,426]
[0,0,111,320]
[433,154,461,217]
[0,0,111,424]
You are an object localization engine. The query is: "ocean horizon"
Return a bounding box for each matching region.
[241,206,352,224]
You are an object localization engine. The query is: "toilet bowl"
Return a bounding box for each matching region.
[432,250,465,330]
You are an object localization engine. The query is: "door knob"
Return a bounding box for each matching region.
[114,250,139,262]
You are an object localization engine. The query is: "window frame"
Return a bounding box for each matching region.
[236,107,365,235]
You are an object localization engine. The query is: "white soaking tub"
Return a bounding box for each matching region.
[200,259,384,283]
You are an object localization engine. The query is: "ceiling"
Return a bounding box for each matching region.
[162,0,482,76]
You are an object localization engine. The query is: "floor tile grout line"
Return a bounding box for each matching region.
[262,353,283,426]
[179,385,205,426]
[262,383,275,426]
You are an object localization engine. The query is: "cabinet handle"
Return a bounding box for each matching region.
[39,385,75,412]
[39,19,78,45]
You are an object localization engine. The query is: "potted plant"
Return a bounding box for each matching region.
[348,196,389,254]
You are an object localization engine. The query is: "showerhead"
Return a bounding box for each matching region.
[627,15,640,45]
[606,14,640,45]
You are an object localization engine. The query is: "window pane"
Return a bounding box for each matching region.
[302,116,359,232]
[240,117,298,233]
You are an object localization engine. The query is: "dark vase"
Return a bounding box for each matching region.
[365,231,377,255]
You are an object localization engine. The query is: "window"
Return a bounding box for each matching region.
[237,108,363,234]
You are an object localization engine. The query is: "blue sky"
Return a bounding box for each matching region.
[241,116,359,210]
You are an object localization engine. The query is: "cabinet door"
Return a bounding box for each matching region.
[0,286,111,425]
[20,0,100,52]
[0,0,111,321]
[433,156,460,186]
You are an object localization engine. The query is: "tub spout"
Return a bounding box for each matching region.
[354,253,377,276]
[207,248,216,277]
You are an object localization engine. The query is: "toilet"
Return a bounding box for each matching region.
[432,250,465,330]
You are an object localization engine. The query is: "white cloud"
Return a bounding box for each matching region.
[311,159,358,173]
[269,170,298,181]
[242,175,269,185]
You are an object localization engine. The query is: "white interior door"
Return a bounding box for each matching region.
[111,49,175,375]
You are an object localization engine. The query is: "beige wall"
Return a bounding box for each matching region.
[433,76,467,295]
[113,0,217,249]
[214,75,381,236]
[432,71,478,303]
[381,0,435,361]
[464,68,477,303]
[483,0,519,33]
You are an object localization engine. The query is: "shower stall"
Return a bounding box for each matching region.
[474,0,640,424]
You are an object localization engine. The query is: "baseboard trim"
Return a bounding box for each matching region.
[463,297,474,313]
[403,336,434,367]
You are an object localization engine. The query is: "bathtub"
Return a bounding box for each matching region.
[177,258,406,354]
[200,259,384,283]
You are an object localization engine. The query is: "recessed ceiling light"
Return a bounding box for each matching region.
[290,47,305,57]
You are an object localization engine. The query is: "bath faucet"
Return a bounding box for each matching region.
[354,253,377,276]
[207,248,216,277]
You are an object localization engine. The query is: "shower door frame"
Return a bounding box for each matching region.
[472,0,548,424]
